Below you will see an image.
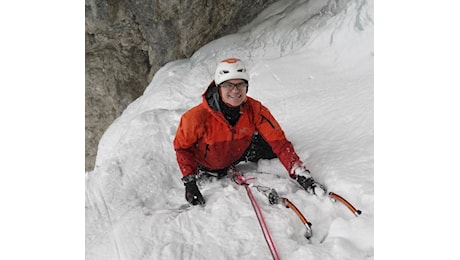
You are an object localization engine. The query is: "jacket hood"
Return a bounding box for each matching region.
[203,80,222,112]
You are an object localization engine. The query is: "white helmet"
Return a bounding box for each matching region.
[214,58,249,85]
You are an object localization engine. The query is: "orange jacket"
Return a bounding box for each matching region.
[174,82,303,178]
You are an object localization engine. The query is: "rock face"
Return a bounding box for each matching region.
[85,0,276,171]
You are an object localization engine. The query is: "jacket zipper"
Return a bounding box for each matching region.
[204,144,209,160]
[230,126,235,161]
[261,115,275,129]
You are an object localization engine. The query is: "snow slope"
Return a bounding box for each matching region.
[86,0,374,259]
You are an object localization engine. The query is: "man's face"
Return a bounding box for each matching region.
[219,79,248,107]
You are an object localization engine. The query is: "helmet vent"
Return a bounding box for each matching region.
[214,58,249,85]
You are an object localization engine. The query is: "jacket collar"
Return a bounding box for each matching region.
[203,81,222,112]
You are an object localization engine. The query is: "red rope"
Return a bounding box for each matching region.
[244,184,281,260]
[231,168,281,260]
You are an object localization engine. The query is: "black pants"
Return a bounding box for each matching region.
[199,132,277,178]
[238,131,277,163]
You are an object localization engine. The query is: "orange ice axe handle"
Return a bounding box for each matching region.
[281,197,313,239]
[329,192,362,217]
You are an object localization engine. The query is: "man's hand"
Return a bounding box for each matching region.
[183,175,205,205]
[296,173,327,196]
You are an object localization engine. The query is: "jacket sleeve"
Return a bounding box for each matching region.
[173,111,201,177]
[255,105,304,178]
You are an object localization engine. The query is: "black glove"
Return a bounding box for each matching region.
[183,176,205,206]
[296,173,327,196]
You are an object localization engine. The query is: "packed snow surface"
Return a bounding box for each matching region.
[86,0,374,259]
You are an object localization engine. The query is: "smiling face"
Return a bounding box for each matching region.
[218,79,248,107]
